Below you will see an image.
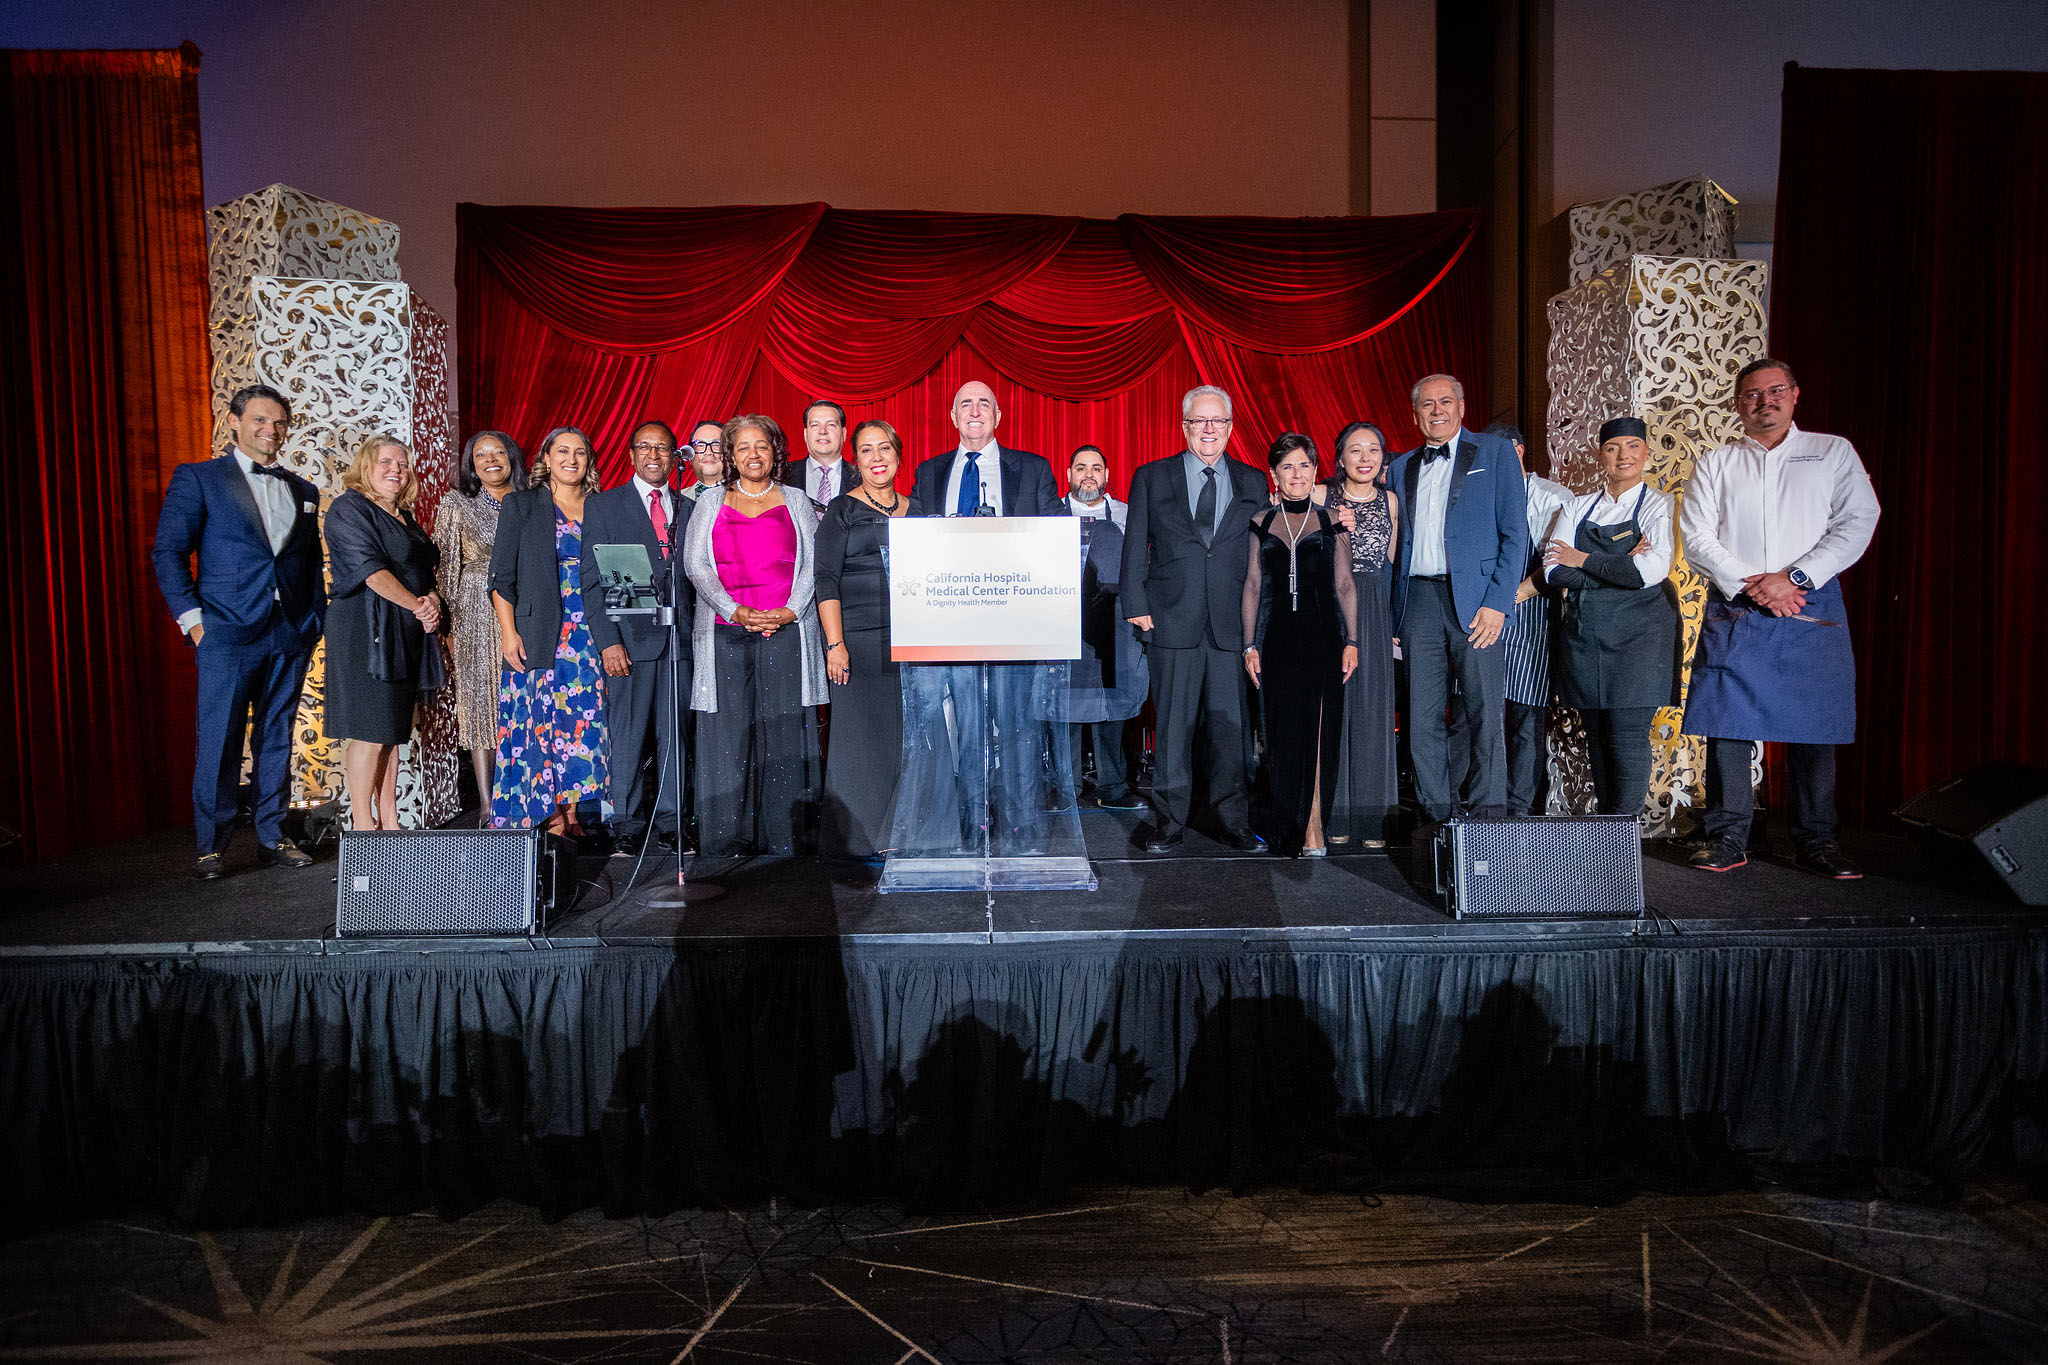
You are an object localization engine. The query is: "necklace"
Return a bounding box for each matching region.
[1277,503,1311,610]
[861,484,901,514]
[735,481,775,499]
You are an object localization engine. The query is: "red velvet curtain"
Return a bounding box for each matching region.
[457,204,1485,493]
[1,46,212,862]
[1772,65,2048,825]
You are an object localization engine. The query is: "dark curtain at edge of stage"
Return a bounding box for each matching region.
[1,930,2041,1229]
[0,46,211,861]
[1772,65,2048,826]
[455,204,1488,497]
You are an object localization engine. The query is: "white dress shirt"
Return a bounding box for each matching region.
[1523,473,1574,565]
[177,449,296,632]
[801,456,844,510]
[942,441,1003,517]
[631,473,676,544]
[1545,482,1675,588]
[1407,444,1459,576]
[1681,424,1880,598]
[1068,492,1126,529]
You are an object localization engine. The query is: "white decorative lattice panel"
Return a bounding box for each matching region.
[1567,174,1738,286]
[1544,253,1770,836]
[206,184,400,453]
[399,292,460,828]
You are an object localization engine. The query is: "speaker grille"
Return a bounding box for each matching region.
[1444,816,1644,919]
[336,829,541,936]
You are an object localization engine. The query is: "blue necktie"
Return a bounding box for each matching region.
[956,450,981,517]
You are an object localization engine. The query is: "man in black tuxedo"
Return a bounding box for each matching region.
[1119,384,1268,853]
[151,384,327,879]
[907,380,1064,852]
[1386,374,1528,821]
[783,398,851,516]
[581,420,691,854]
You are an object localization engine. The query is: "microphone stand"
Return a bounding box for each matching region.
[641,498,722,907]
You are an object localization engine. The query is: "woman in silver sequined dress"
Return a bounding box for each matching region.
[1325,421,1402,848]
[433,430,526,805]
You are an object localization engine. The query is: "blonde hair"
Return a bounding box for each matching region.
[341,433,418,509]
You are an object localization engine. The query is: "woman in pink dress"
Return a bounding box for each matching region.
[680,414,826,855]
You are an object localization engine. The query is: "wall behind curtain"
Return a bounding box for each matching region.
[1771,64,2048,825]
[1,45,212,860]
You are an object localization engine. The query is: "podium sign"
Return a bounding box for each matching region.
[887,517,1082,663]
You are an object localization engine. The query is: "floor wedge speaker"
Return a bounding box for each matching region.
[1432,815,1645,920]
[1895,762,2048,906]
[337,827,553,936]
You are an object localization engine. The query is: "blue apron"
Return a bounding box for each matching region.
[1681,577,1856,744]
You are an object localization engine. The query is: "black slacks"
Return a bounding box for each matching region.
[1704,737,1838,852]
[1584,705,1656,818]
[1148,642,1250,837]
[1404,578,1507,820]
[1070,720,1132,802]
[603,639,688,839]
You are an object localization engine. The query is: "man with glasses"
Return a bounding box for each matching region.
[1681,358,1880,878]
[682,421,726,498]
[583,420,691,854]
[1120,385,1268,853]
[785,398,850,518]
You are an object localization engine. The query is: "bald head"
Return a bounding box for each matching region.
[951,381,1000,450]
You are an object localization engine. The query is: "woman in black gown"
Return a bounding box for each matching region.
[1242,433,1359,857]
[1324,420,1401,848]
[323,434,445,830]
[815,419,923,859]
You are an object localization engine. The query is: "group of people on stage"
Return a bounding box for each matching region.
[154,355,1879,882]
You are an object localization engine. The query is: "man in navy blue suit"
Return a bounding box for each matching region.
[1388,374,1528,821]
[907,381,1064,853]
[152,385,327,879]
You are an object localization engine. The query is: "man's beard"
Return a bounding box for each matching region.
[1072,486,1104,505]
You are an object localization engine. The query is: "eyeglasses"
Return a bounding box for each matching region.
[690,440,724,454]
[1737,384,1793,403]
[1183,417,1232,429]
[630,441,675,455]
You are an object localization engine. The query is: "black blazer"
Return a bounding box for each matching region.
[1117,452,1269,650]
[909,444,1063,518]
[781,457,851,505]
[489,484,575,671]
[580,481,688,663]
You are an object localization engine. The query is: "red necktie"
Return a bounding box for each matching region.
[648,489,669,549]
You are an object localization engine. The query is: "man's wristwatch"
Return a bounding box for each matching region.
[1788,567,1813,590]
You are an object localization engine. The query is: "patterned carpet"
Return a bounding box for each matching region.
[2,1183,2043,1362]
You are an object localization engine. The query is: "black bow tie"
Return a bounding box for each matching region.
[1421,444,1452,464]
[249,462,291,480]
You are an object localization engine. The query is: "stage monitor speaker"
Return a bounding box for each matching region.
[1894,761,2048,906]
[336,827,555,937]
[1432,815,1644,920]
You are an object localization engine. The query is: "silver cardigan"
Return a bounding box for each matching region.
[682,484,827,711]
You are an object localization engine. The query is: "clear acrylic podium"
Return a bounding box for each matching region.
[875,516,1097,894]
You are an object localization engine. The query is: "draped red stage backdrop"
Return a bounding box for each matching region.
[1772,65,2048,827]
[2,46,212,862]
[455,204,1487,495]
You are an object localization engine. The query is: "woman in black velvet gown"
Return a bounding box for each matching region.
[1242,433,1359,857]
[815,419,925,859]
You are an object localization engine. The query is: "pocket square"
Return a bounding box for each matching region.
[301,501,317,513]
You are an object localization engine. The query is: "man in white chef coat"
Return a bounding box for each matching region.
[1680,357,1881,878]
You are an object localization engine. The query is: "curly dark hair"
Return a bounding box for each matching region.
[720,413,790,486]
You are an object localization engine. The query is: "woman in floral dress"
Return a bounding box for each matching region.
[486,426,607,833]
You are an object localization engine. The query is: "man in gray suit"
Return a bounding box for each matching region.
[582,420,691,854]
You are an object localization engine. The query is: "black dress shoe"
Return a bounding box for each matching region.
[1689,840,1748,873]
[256,840,313,869]
[653,828,680,853]
[1795,844,1864,880]
[1143,831,1184,854]
[611,830,646,857]
[1096,793,1146,812]
[1221,828,1267,853]
[192,852,224,881]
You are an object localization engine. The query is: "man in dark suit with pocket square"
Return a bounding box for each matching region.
[1119,384,1269,853]
[582,419,692,855]
[1387,373,1529,821]
[152,384,327,879]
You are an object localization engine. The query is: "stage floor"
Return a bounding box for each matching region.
[0,806,2025,954]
